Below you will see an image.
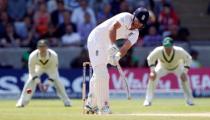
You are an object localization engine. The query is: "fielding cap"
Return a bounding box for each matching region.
[37,39,48,47]
[162,37,174,47]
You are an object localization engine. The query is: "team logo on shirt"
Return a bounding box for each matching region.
[128,32,134,36]
[96,50,99,56]
[141,15,145,20]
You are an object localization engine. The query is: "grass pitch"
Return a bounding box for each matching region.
[0,98,210,120]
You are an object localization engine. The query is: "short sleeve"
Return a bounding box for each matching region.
[116,13,132,29]
[28,52,37,76]
[128,30,139,45]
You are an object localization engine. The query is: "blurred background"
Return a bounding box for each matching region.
[0,0,210,99]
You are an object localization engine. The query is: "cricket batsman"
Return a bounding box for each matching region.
[86,7,149,114]
[16,40,71,107]
[143,37,194,106]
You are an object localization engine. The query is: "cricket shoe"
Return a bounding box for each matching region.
[64,101,72,107]
[97,106,112,115]
[16,100,28,108]
[84,104,99,114]
[143,100,152,107]
[16,103,25,108]
[186,101,195,106]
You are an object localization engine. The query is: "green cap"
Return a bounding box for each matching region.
[37,39,48,47]
[162,37,173,47]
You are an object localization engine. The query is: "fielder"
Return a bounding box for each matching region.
[86,7,149,114]
[144,37,194,106]
[16,40,71,107]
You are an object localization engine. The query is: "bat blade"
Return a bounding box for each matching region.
[116,62,131,100]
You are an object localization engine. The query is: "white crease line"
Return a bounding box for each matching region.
[112,113,210,117]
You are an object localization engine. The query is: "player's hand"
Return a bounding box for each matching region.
[184,68,189,73]
[108,52,121,66]
[149,71,156,80]
[108,44,120,66]
[38,83,49,93]
[108,44,119,56]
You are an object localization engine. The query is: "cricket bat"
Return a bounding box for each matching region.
[116,62,131,100]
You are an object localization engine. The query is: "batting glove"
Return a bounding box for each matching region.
[108,44,119,56]
[108,52,121,66]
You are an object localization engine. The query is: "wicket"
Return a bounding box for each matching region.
[82,62,92,114]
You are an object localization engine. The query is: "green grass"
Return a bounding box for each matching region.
[0,98,210,120]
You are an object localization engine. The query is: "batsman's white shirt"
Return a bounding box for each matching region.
[88,12,139,67]
[147,46,192,76]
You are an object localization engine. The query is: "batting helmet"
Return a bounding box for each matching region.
[133,7,149,26]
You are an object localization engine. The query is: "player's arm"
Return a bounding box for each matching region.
[109,21,121,44]
[108,30,139,66]
[48,51,59,72]
[181,49,192,72]
[107,41,131,66]
[44,52,59,87]
[119,40,132,57]
[120,29,139,57]
[147,48,159,71]
[54,54,59,69]
[147,49,159,79]
[28,54,38,81]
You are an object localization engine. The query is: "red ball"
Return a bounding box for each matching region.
[26,89,32,94]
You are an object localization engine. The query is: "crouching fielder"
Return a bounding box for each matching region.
[144,37,194,106]
[86,7,149,114]
[16,40,71,107]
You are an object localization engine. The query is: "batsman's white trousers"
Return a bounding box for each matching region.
[16,66,70,106]
[87,29,110,110]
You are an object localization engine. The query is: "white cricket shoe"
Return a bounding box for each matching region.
[64,101,72,107]
[143,100,152,107]
[186,100,195,106]
[97,106,112,115]
[16,103,25,108]
[84,104,99,114]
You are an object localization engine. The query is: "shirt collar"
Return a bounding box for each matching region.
[37,50,50,60]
